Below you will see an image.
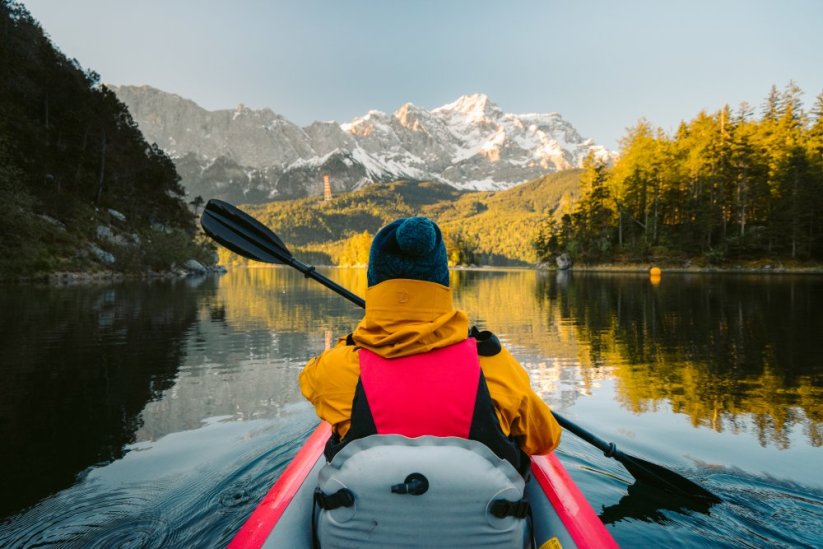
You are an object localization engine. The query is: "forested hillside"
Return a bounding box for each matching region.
[222,170,581,268]
[536,83,823,265]
[433,170,580,265]
[0,1,211,278]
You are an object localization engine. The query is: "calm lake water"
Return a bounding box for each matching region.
[1,268,821,547]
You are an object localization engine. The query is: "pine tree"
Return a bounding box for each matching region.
[763,84,781,122]
[609,120,663,254]
[0,1,203,276]
[728,107,769,252]
[761,83,812,258]
[802,92,823,258]
[570,152,615,259]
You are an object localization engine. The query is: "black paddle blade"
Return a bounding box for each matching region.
[552,412,720,503]
[616,451,721,503]
[201,199,292,264]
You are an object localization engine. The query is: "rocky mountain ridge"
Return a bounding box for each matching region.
[112,85,613,203]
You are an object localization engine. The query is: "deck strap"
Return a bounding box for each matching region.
[490,498,531,518]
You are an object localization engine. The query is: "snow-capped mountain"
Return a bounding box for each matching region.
[112,85,613,202]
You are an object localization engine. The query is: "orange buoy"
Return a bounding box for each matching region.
[649,266,662,277]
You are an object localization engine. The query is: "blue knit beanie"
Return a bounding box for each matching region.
[367,217,449,287]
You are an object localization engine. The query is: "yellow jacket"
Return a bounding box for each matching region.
[299,279,561,456]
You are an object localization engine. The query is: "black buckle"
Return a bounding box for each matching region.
[314,487,355,510]
[469,326,502,356]
[490,499,531,518]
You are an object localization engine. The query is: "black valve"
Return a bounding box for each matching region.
[390,472,429,495]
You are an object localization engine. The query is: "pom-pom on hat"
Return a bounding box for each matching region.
[367,216,449,287]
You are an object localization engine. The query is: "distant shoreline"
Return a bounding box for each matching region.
[5,262,823,285]
[539,262,823,275]
[0,266,223,285]
[455,262,823,275]
[232,263,823,275]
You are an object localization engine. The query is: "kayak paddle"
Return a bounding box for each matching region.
[200,199,364,308]
[552,412,720,502]
[200,198,721,503]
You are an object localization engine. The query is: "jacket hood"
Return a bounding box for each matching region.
[352,279,468,358]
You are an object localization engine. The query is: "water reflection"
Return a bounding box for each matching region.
[2,268,821,548]
[133,269,364,442]
[0,278,211,517]
[534,272,823,449]
[200,267,822,450]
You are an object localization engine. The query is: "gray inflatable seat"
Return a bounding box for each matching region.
[315,435,530,548]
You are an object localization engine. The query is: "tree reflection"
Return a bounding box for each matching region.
[0,279,210,518]
[196,267,822,450]
[535,273,823,448]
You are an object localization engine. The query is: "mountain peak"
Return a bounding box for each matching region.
[434,94,500,120]
[112,86,615,201]
[395,101,424,116]
[394,102,433,131]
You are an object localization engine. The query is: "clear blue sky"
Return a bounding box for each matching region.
[20,0,823,149]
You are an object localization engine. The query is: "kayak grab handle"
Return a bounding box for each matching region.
[391,473,429,495]
[314,487,355,510]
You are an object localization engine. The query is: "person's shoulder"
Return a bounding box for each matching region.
[303,343,360,390]
[319,343,359,363]
[307,335,360,369]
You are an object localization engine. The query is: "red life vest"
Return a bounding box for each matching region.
[324,337,525,473]
[359,338,479,438]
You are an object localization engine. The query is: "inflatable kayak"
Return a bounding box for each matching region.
[229,422,618,548]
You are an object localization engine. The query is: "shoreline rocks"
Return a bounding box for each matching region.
[1,261,229,286]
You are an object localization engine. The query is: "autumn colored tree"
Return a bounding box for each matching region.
[337,231,372,266]
[537,83,823,264]
[569,152,615,259]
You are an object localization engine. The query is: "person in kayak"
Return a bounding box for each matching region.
[299,216,561,475]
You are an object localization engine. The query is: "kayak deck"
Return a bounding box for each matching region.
[229,423,617,548]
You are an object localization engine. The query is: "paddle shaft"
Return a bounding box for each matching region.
[552,412,616,457]
[288,256,366,309]
[200,199,365,308]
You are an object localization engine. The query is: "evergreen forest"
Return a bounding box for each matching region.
[0,1,211,279]
[534,83,823,266]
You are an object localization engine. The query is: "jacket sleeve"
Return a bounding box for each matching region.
[480,347,562,456]
[299,345,360,436]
